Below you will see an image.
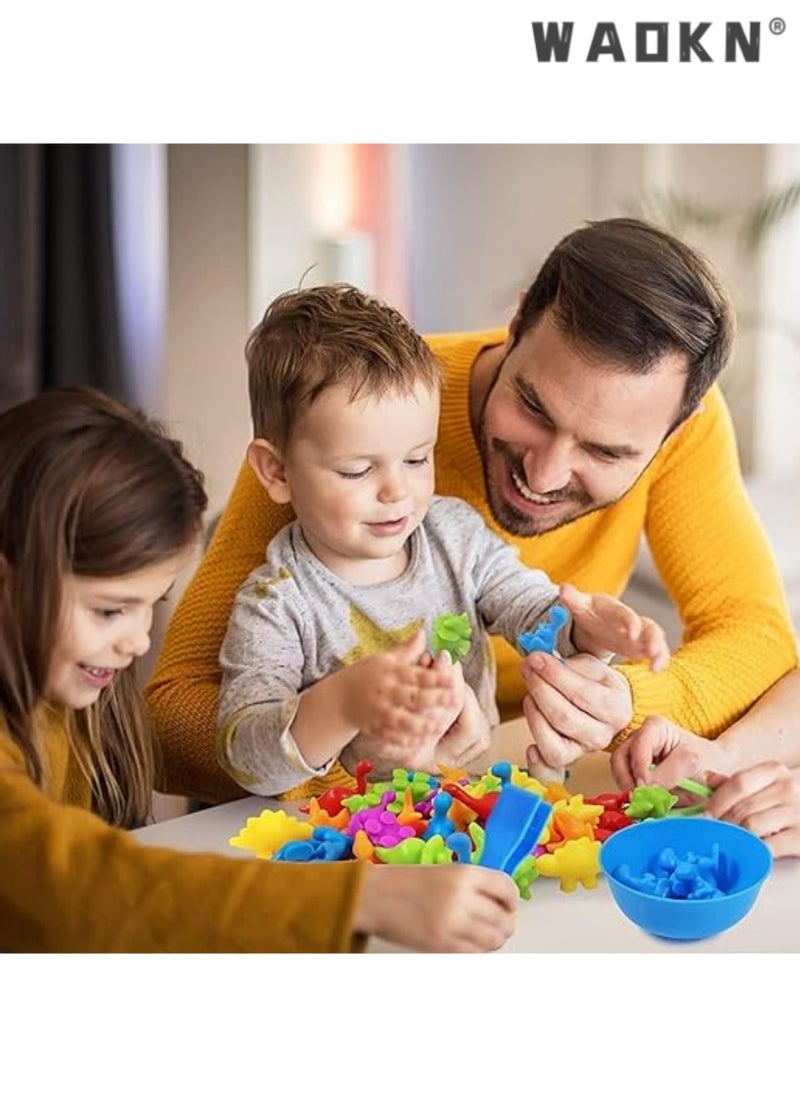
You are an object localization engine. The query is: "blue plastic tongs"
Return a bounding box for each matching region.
[478,784,553,875]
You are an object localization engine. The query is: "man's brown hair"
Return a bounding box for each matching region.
[517,217,734,425]
[246,284,442,448]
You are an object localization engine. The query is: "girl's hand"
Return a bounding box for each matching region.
[354,863,518,952]
[561,583,670,672]
[705,763,800,859]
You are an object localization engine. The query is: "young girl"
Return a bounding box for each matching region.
[0,386,517,952]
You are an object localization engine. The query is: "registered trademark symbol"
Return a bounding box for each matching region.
[770,17,786,34]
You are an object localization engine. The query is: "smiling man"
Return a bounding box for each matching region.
[475,311,689,535]
[147,217,798,803]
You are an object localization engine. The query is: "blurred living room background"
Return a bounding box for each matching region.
[3,144,799,818]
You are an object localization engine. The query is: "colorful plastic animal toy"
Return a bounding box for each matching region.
[379,768,438,806]
[347,791,417,848]
[431,612,472,660]
[426,792,457,839]
[229,810,313,860]
[442,782,499,822]
[625,785,678,819]
[305,797,350,831]
[517,604,569,656]
[512,855,540,900]
[229,755,739,910]
[374,836,428,865]
[535,835,602,892]
[394,787,427,835]
[304,759,374,816]
[615,844,727,900]
[273,827,353,862]
[445,832,473,864]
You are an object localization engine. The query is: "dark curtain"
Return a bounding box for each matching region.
[0,144,127,413]
[0,145,36,411]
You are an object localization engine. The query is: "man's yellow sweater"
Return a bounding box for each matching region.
[0,708,364,952]
[147,330,798,804]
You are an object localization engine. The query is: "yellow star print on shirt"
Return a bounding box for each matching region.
[340,605,425,664]
[252,566,292,598]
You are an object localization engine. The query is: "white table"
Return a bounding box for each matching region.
[134,719,800,952]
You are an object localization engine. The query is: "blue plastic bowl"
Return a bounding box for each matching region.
[599,817,772,941]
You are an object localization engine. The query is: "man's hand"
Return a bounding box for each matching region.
[610,715,726,790]
[521,651,633,776]
[561,583,670,671]
[705,763,800,859]
[610,718,800,858]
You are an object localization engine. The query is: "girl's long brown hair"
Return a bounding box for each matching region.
[0,386,207,827]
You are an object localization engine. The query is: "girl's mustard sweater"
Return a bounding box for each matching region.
[0,708,364,952]
[147,330,798,804]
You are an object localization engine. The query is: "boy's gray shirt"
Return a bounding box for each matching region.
[218,495,573,796]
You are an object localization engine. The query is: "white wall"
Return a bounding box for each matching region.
[149,142,799,508]
[408,145,595,331]
[143,146,251,820]
[405,144,785,473]
[248,144,324,326]
[162,144,251,522]
[652,144,768,473]
[248,144,378,327]
[756,144,800,478]
[406,145,675,332]
[149,142,800,514]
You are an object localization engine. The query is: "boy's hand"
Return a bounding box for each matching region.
[355,863,518,952]
[418,648,466,737]
[560,583,670,672]
[341,630,457,759]
[433,679,492,771]
[398,652,491,772]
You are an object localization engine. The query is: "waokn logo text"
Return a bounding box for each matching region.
[531,20,787,63]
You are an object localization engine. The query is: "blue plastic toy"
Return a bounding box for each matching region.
[478,784,553,876]
[445,831,474,864]
[490,761,513,786]
[517,604,569,656]
[426,792,456,839]
[273,826,353,862]
[615,850,723,900]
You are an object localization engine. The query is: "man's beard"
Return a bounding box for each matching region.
[478,432,603,537]
[472,343,663,537]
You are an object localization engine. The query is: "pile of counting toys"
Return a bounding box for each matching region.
[229,609,737,904]
[229,754,722,900]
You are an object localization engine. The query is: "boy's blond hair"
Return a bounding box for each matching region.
[245,284,443,448]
